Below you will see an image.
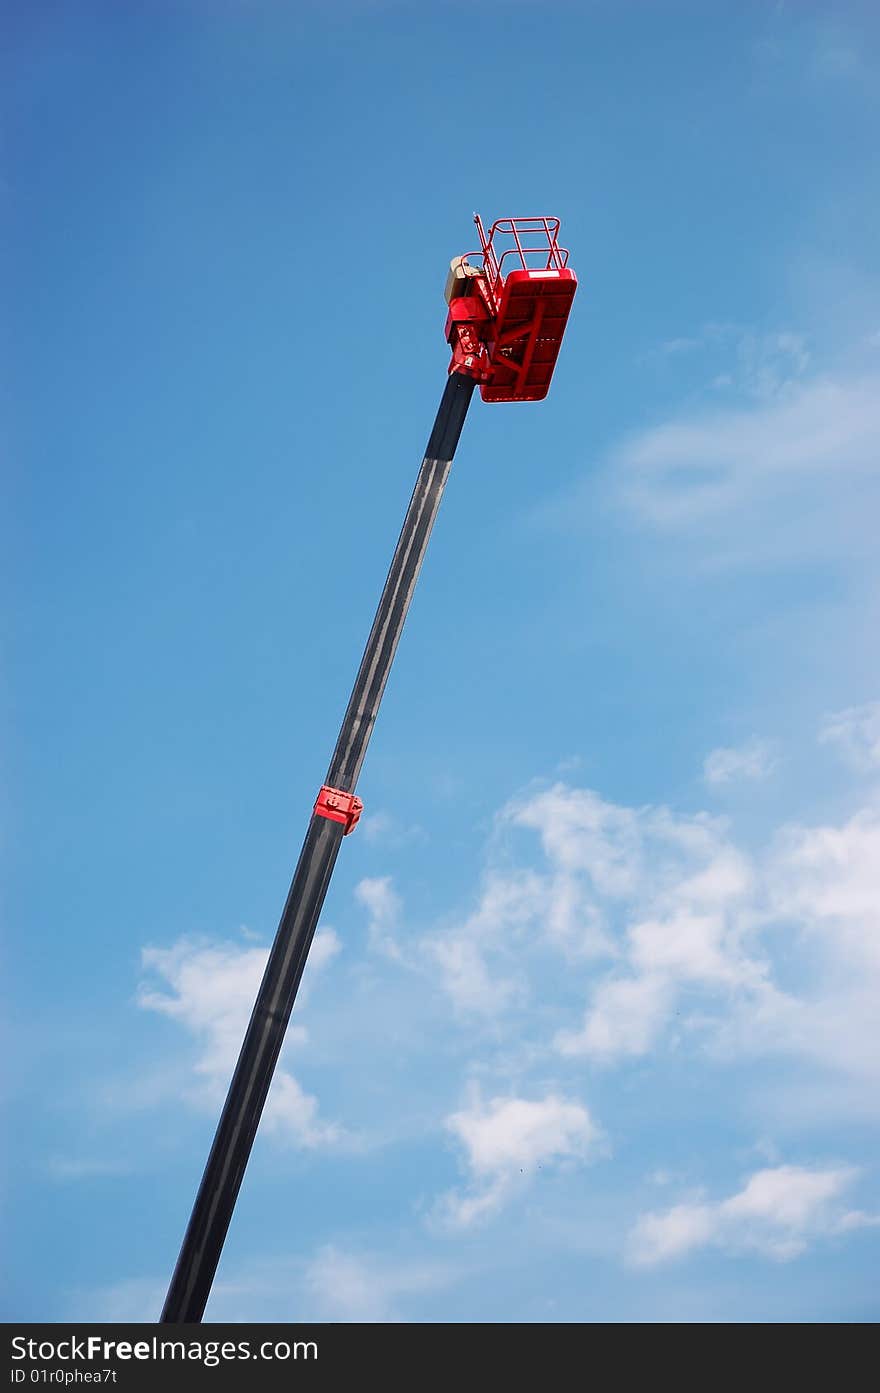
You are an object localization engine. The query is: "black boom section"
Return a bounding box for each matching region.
[160,370,476,1323]
[327,370,475,791]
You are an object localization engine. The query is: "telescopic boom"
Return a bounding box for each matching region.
[161,215,576,1323]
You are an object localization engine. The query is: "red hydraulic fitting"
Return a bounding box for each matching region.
[313,784,364,835]
[444,292,492,382]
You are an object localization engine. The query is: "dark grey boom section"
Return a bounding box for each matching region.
[160,370,476,1323]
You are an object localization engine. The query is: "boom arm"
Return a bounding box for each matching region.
[160,370,475,1323]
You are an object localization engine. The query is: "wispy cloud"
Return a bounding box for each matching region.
[415,806,623,1016]
[539,782,880,1096]
[436,1090,603,1229]
[535,785,763,1063]
[819,700,880,772]
[423,927,521,1016]
[45,1156,133,1182]
[355,875,403,959]
[644,322,810,400]
[303,1246,455,1322]
[358,810,426,848]
[67,1277,167,1323]
[603,370,880,575]
[703,739,777,786]
[69,1247,460,1324]
[137,928,343,1147]
[557,972,674,1063]
[381,772,880,1110]
[628,1164,877,1266]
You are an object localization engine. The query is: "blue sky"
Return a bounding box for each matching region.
[5,0,880,1322]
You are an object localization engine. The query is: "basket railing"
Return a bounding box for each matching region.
[466,214,570,301]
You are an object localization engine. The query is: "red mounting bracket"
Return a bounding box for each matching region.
[313,784,364,835]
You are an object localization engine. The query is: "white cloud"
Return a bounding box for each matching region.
[67,1277,167,1323]
[423,931,519,1017]
[70,1248,458,1324]
[419,787,672,1021]
[503,785,760,1064]
[703,739,777,786]
[305,1247,390,1321]
[438,1091,602,1229]
[609,371,880,573]
[724,806,880,1089]
[355,875,403,958]
[420,867,546,1015]
[736,329,810,399]
[362,780,780,1036]
[413,775,880,1107]
[137,928,342,1147]
[630,1202,716,1265]
[819,701,880,771]
[359,811,394,843]
[556,973,672,1061]
[303,1246,453,1323]
[520,343,879,1103]
[629,1164,877,1266]
[359,810,424,847]
[509,784,646,899]
[356,862,553,1015]
[769,808,880,959]
[655,335,703,357]
[46,1156,132,1182]
[645,322,811,399]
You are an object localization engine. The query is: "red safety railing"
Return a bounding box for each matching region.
[465,215,570,308]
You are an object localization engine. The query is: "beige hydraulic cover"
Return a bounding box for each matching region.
[444,256,483,305]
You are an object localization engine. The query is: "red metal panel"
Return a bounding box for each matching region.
[480,268,577,403]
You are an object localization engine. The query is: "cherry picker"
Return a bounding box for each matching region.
[161,214,577,1323]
